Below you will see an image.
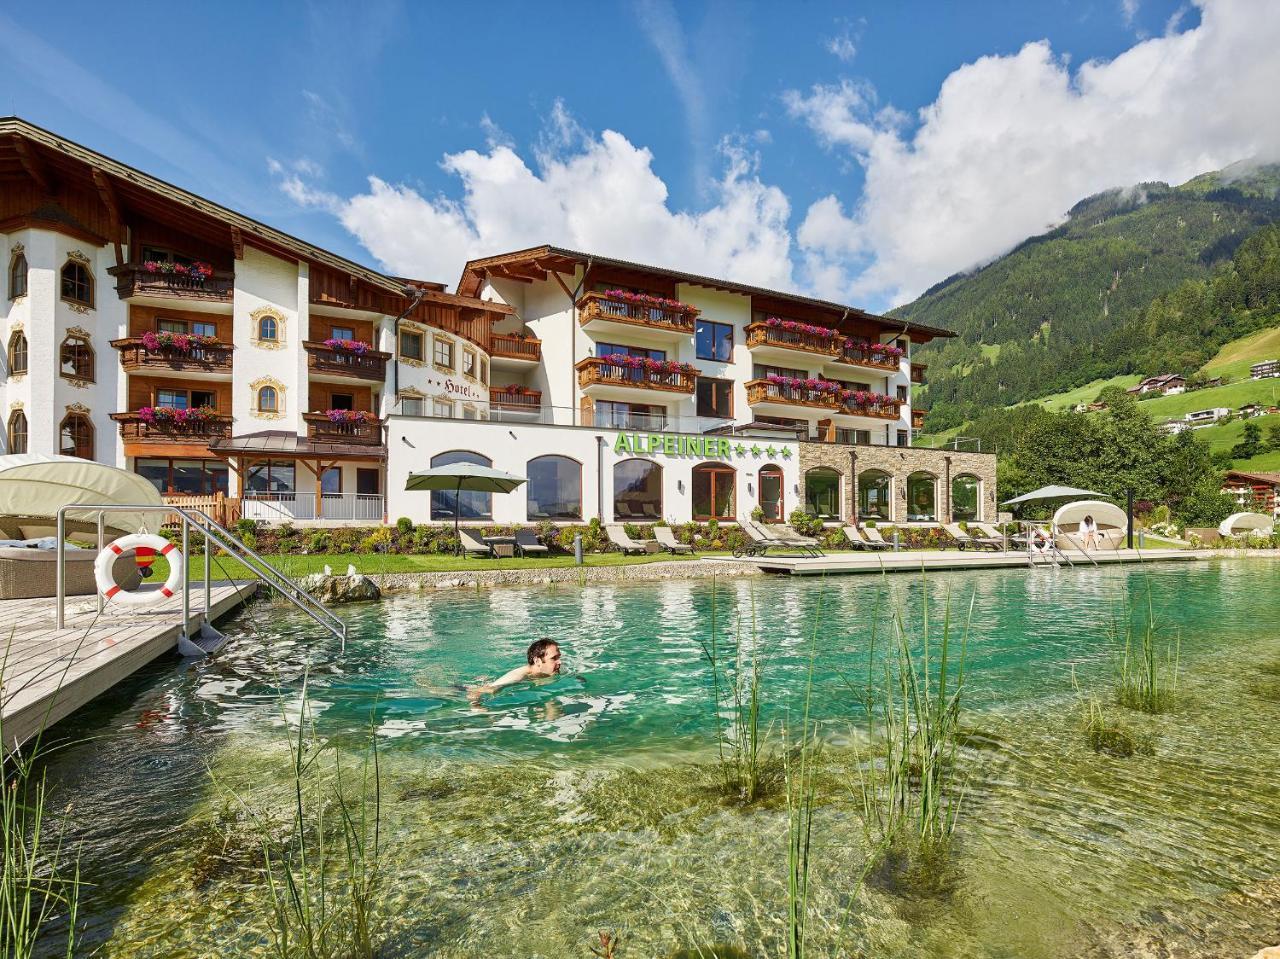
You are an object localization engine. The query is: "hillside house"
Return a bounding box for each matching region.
[1221,470,1280,514]
[1128,374,1186,396]
[1184,407,1231,426]
[1251,360,1280,380]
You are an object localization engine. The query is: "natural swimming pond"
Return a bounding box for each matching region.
[32,559,1280,957]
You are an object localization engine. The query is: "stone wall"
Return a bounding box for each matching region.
[363,558,763,593]
[797,443,998,524]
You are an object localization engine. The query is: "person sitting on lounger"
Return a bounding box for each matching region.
[1080,514,1098,551]
[467,638,562,702]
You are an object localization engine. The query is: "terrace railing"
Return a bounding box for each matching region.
[489,332,543,362]
[113,337,234,374]
[302,412,384,446]
[303,340,390,380]
[490,387,543,411]
[111,411,233,443]
[110,264,235,302]
[576,357,697,394]
[745,322,840,357]
[577,291,698,335]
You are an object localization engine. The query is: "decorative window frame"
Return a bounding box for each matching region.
[8,244,27,302]
[396,387,426,416]
[7,323,27,380]
[461,346,478,381]
[432,333,456,374]
[250,306,287,350]
[59,404,95,460]
[431,397,454,419]
[60,251,95,313]
[398,323,427,368]
[7,403,27,456]
[249,376,287,420]
[59,326,96,387]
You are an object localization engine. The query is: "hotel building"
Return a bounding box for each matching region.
[1,117,996,529]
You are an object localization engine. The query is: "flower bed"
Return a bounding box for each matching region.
[141,330,219,353]
[136,405,218,425]
[599,353,699,375]
[323,338,371,354]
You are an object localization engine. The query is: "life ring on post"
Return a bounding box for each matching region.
[95,534,184,607]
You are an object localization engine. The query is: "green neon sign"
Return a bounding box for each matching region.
[611,432,793,459]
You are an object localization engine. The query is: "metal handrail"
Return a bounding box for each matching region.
[56,504,347,650]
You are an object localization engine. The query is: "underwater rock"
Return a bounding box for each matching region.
[1251,949,1280,959]
[666,946,750,959]
[298,571,382,604]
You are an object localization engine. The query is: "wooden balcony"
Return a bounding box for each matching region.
[303,341,390,381]
[489,332,542,364]
[112,337,234,375]
[111,411,233,443]
[831,344,901,373]
[109,264,234,303]
[576,357,696,395]
[911,363,927,384]
[746,380,901,420]
[577,291,698,339]
[746,322,840,359]
[302,412,384,446]
[912,408,926,429]
[490,388,543,412]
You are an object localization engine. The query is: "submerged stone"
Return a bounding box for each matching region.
[666,946,751,959]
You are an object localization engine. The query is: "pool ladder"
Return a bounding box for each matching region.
[56,504,347,653]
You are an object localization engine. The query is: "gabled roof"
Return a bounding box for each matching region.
[457,244,956,341]
[1223,470,1280,485]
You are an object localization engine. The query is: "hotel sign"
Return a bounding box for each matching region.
[612,432,793,460]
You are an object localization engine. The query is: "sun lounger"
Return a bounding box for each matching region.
[653,526,694,554]
[606,524,651,555]
[515,528,549,556]
[458,529,494,558]
[943,522,1001,552]
[735,521,791,557]
[842,526,890,550]
[860,525,894,548]
[973,523,1008,547]
[752,521,824,557]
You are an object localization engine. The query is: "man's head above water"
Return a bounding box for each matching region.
[526,639,562,676]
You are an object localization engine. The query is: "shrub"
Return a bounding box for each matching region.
[722,526,748,553]
[241,531,257,551]
[234,518,257,538]
[395,516,414,535]
[306,531,332,554]
[750,506,766,522]
[360,528,393,554]
[788,508,823,538]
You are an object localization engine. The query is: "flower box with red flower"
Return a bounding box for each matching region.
[323,338,372,355]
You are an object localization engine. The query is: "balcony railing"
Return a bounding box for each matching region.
[746,380,901,419]
[302,412,384,446]
[490,388,543,412]
[577,291,698,336]
[835,344,901,372]
[576,357,697,394]
[912,408,926,429]
[911,363,927,384]
[746,322,840,358]
[490,332,542,363]
[112,337,234,374]
[242,492,385,523]
[110,265,235,302]
[303,341,390,380]
[111,411,233,443]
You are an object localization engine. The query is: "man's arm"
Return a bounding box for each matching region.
[467,665,530,701]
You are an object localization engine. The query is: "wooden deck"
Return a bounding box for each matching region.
[711,547,1211,576]
[0,582,256,751]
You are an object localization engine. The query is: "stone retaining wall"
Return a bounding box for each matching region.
[365,559,764,593]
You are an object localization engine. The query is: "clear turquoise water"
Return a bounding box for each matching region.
[33,559,1280,957]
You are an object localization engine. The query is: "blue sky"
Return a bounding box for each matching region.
[4,1,1276,312]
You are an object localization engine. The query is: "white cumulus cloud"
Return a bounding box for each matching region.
[789,0,1280,307]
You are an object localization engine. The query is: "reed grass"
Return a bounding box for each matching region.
[1072,667,1152,758]
[219,675,383,959]
[853,578,972,869]
[696,580,777,804]
[1114,587,1179,715]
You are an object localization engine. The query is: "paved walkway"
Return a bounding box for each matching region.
[710,547,1210,576]
[0,582,256,751]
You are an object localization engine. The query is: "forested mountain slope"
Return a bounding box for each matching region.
[894,162,1280,430]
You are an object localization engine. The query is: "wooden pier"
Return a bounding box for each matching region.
[0,582,256,751]
[711,547,1211,576]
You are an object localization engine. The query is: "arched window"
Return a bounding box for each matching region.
[431,450,493,521]
[257,386,278,413]
[60,413,93,460]
[907,471,937,522]
[804,467,841,520]
[858,469,892,520]
[8,331,28,375]
[258,314,278,342]
[758,464,784,522]
[60,334,95,382]
[692,462,736,521]
[952,474,981,522]
[60,259,93,307]
[8,252,27,300]
[527,455,582,520]
[613,458,662,521]
[8,410,27,454]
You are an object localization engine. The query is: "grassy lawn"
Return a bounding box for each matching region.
[1136,377,1280,420]
[1228,448,1280,472]
[1020,373,1144,412]
[1200,324,1280,381]
[174,550,720,581]
[1187,412,1280,457]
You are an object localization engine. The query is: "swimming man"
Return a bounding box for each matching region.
[467,638,562,702]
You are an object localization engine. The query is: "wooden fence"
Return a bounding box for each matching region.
[161,492,239,528]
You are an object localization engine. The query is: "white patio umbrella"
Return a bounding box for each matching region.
[404,463,527,542]
[1001,484,1106,506]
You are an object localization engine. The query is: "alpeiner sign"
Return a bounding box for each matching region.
[612,431,794,460]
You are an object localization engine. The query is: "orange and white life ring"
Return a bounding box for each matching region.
[95,534,184,607]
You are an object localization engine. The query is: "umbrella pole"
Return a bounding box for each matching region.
[455,477,462,556]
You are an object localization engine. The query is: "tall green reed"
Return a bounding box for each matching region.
[220,675,383,959]
[696,579,775,804]
[1115,586,1179,714]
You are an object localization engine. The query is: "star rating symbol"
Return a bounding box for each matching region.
[734,443,747,456]
[765,445,778,457]
[750,444,763,456]
[781,447,793,459]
